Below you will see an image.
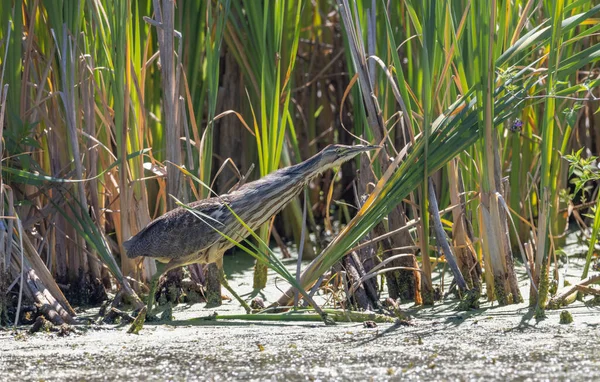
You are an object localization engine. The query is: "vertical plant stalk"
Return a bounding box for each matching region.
[128,0,156,282]
[200,0,230,199]
[448,160,481,290]
[201,0,231,300]
[534,0,564,315]
[153,0,182,211]
[113,0,136,282]
[418,0,436,305]
[582,190,600,279]
[58,25,91,289]
[294,187,308,307]
[428,179,467,291]
[476,0,520,304]
[356,158,391,309]
[81,56,102,284]
[0,81,8,323]
[508,108,532,253]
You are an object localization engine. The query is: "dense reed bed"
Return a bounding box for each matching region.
[1,0,599,326]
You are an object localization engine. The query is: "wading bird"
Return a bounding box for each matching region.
[124,144,379,313]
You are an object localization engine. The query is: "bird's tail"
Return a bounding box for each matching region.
[122,238,139,258]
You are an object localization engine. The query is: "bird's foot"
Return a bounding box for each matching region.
[321,313,336,326]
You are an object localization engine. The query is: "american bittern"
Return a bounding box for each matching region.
[124,144,378,313]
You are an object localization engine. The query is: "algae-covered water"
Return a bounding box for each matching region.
[1,254,599,381]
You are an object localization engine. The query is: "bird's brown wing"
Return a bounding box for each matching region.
[124,196,231,260]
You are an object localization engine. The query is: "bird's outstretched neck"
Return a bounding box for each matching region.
[123,144,378,260]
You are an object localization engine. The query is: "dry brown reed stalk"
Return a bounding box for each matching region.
[1,37,10,323]
[0,100,7,323]
[150,0,182,212]
[448,159,481,290]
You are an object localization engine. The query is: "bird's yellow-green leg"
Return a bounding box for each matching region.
[146,261,168,314]
[216,259,252,314]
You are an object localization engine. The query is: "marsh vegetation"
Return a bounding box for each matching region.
[1,0,600,378]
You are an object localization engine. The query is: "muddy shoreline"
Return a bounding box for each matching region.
[1,256,599,381]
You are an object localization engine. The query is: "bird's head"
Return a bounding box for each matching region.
[317,144,380,171]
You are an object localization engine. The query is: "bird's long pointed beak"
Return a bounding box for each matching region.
[354,144,382,153]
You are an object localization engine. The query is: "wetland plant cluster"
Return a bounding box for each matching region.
[0,0,599,330]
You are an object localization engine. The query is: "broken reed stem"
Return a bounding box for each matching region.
[548,273,600,309]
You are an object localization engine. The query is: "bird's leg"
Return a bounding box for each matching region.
[146,261,168,314]
[218,268,252,314]
[216,258,252,314]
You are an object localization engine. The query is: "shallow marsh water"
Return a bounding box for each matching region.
[1,254,599,381]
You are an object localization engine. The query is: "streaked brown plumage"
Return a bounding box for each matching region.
[124,144,379,313]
